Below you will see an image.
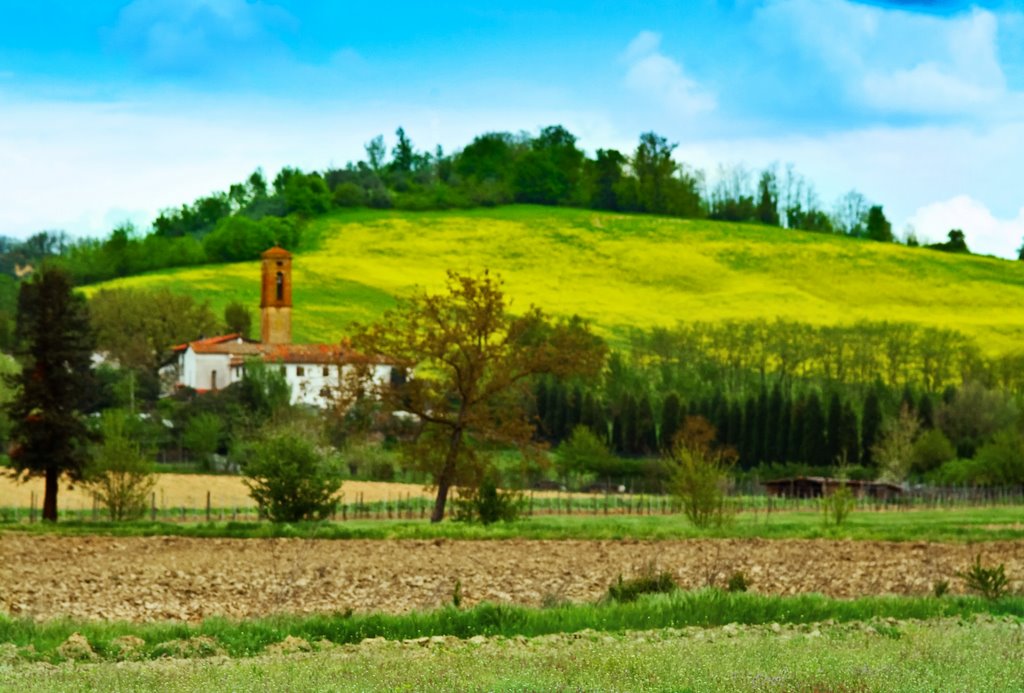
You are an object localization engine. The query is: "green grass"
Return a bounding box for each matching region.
[1,590,1022,663]
[4,505,1024,542]
[84,206,1024,354]
[7,619,1022,692]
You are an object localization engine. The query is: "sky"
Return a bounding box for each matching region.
[1,0,1023,257]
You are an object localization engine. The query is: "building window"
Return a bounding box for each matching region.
[276,271,284,301]
[322,366,329,377]
[211,370,217,390]
[296,366,305,377]
[279,365,286,375]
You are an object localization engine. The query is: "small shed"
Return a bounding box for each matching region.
[764,476,903,500]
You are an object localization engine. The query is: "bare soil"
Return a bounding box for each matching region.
[2,535,1021,622]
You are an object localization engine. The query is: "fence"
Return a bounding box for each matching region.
[2,484,1023,525]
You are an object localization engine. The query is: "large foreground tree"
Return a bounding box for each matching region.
[5,267,96,521]
[349,270,606,522]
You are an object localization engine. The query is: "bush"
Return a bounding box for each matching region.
[911,429,956,474]
[452,471,523,525]
[957,554,1010,600]
[606,566,678,603]
[241,431,343,522]
[821,482,856,527]
[85,411,156,521]
[669,417,736,529]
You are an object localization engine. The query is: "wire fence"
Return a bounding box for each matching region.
[2,484,1023,525]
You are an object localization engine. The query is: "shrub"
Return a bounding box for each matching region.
[606,567,678,603]
[726,571,750,593]
[452,471,523,525]
[241,431,343,522]
[670,417,736,529]
[85,411,156,521]
[957,554,1010,600]
[821,482,856,527]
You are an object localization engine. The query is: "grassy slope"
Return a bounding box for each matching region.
[87,206,1024,353]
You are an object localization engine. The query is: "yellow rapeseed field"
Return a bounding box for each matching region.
[88,206,1024,354]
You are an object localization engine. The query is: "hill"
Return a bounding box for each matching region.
[87,205,1024,354]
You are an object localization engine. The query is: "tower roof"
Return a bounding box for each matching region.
[261,246,291,259]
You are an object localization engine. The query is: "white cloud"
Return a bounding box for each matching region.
[621,31,715,117]
[907,196,1024,259]
[756,0,1011,118]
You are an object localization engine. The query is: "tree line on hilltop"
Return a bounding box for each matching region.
[0,124,1000,294]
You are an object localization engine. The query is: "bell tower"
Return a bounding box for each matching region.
[260,246,292,344]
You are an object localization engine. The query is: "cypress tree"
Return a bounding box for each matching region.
[637,395,657,455]
[568,386,583,431]
[623,395,638,456]
[826,393,843,466]
[535,379,549,436]
[861,390,882,467]
[611,412,624,454]
[741,396,757,469]
[727,401,742,450]
[778,394,791,462]
[660,393,682,451]
[788,397,805,464]
[918,393,934,429]
[754,385,769,465]
[802,392,828,467]
[767,384,783,462]
[841,402,860,466]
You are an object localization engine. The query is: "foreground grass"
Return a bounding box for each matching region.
[87,205,1024,353]
[1,590,1022,663]
[4,617,1023,692]
[5,505,1024,542]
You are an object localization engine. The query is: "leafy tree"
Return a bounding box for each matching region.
[365,135,387,173]
[242,430,343,522]
[911,428,955,475]
[237,358,292,425]
[390,127,415,174]
[755,167,780,225]
[90,288,218,374]
[588,149,627,210]
[223,301,252,339]
[865,205,893,242]
[182,412,224,468]
[874,405,920,484]
[84,410,156,521]
[5,267,95,521]
[348,270,606,522]
[936,382,1016,458]
[633,132,677,214]
[556,425,614,486]
[928,229,970,254]
[670,416,736,528]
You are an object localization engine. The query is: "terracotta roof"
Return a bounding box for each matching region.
[184,340,389,365]
[261,246,291,259]
[171,333,245,353]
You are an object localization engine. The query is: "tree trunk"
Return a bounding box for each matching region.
[43,468,58,522]
[430,428,463,523]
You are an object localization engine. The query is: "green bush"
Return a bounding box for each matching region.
[606,567,678,603]
[452,472,523,525]
[241,431,342,522]
[958,554,1010,600]
[85,411,156,521]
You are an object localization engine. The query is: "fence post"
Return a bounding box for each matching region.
[206,491,211,523]
[151,492,157,522]
[29,491,35,524]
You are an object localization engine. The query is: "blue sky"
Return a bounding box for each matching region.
[2,0,1024,256]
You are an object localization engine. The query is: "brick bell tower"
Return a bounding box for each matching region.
[260,246,292,344]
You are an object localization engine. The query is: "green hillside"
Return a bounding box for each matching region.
[87,206,1024,354]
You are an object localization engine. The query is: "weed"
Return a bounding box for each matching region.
[451,579,463,609]
[727,571,750,593]
[932,580,950,598]
[821,482,856,527]
[606,566,678,603]
[957,554,1010,600]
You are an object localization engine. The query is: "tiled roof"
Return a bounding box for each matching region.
[171,333,246,353]
[185,339,387,365]
[261,246,291,259]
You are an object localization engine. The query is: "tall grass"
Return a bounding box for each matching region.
[1,590,1021,661]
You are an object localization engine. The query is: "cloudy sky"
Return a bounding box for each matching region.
[2,0,1023,257]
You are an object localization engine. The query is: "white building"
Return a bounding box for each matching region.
[162,247,393,407]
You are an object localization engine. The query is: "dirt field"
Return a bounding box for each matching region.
[2,535,1021,622]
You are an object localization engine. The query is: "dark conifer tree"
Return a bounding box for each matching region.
[568,386,583,431]
[6,267,96,522]
[767,384,784,462]
[622,395,639,456]
[918,393,934,429]
[741,396,757,468]
[802,392,828,467]
[754,385,769,465]
[660,393,682,451]
[841,402,860,466]
[637,395,657,455]
[826,393,843,465]
[727,401,743,450]
[788,398,805,464]
[611,412,624,454]
[861,390,883,467]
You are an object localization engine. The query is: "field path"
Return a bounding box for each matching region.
[2,535,1021,622]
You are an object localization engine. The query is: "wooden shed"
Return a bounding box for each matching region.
[764,476,903,500]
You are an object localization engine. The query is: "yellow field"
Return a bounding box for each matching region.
[87,206,1024,354]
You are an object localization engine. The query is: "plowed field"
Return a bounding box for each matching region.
[2,535,1021,622]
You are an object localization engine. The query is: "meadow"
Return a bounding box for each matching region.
[86,206,1024,353]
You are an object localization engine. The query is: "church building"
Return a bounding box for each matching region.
[162,247,393,407]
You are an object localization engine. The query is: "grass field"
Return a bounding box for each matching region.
[85,206,1024,353]
[5,504,1024,542]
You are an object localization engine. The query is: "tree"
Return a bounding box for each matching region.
[242,430,343,522]
[84,410,156,521]
[670,416,736,529]
[660,393,682,451]
[755,167,780,225]
[861,390,883,467]
[5,267,96,521]
[348,270,606,522]
[223,301,252,339]
[865,205,893,242]
[556,425,615,486]
[873,405,920,484]
[633,132,677,214]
